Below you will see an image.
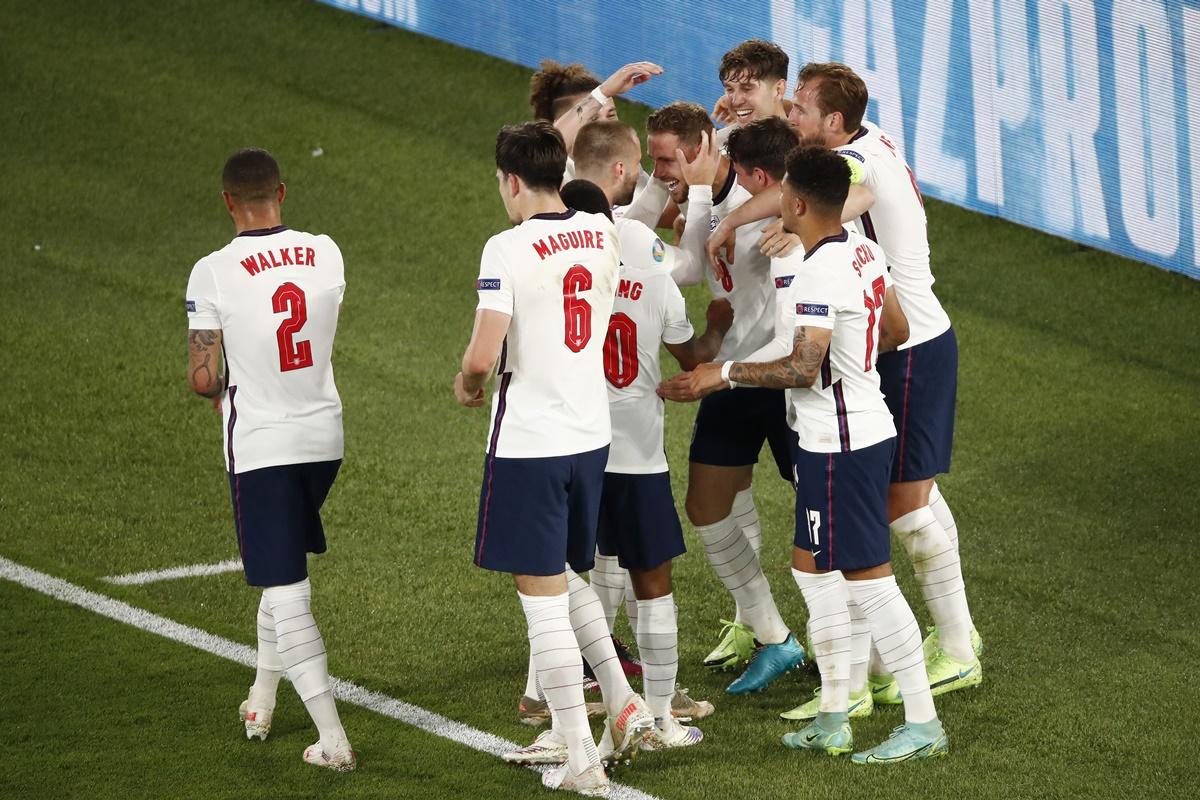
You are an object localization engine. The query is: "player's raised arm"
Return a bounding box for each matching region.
[705,186,779,268]
[672,130,722,286]
[665,298,733,371]
[553,61,662,153]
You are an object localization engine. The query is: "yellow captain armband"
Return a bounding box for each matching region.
[841,153,866,185]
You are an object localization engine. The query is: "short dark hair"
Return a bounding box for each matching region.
[495,122,566,191]
[222,148,281,203]
[796,62,869,133]
[560,179,613,222]
[529,60,601,121]
[719,39,789,84]
[573,120,638,173]
[646,101,714,148]
[725,117,798,181]
[784,145,851,211]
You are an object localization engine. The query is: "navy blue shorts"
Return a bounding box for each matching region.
[228,459,341,588]
[877,327,958,483]
[689,387,796,482]
[793,439,894,572]
[474,446,608,576]
[596,471,686,571]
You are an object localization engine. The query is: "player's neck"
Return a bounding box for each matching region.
[798,218,845,255]
[232,206,283,235]
[826,128,858,149]
[516,190,567,222]
[575,171,616,206]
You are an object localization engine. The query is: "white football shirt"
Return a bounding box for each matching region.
[784,230,896,453]
[605,219,693,474]
[185,226,345,474]
[476,209,619,459]
[679,168,775,361]
[836,123,951,349]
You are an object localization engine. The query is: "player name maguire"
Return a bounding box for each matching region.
[531,229,606,260]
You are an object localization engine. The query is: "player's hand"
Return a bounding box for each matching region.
[711,95,735,126]
[758,219,802,259]
[454,372,486,408]
[705,298,734,334]
[674,130,720,191]
[707,219,736,272]
[211,395,222,413]
[599,61,663,97]
[672,214,686,244]
[657,362,729,402]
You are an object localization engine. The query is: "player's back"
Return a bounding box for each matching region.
[836,123,950,348]
[187,226,345,473]
[604,219,694,474]
[706,168,774,361]
[478,209,619,459]
[786,229,895,453]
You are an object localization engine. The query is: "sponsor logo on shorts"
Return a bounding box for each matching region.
[798,303,829,316]
[185,300,196,312]
[477,278,502,290]
[775,275,794,288]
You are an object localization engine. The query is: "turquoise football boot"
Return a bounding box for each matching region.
[726,633,805,694]
[851,720,948,765]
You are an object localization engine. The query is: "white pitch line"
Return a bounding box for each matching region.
[102,557,244,585]
[0,556,662,800]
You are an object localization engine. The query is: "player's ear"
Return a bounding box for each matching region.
[222,191,235,214]
[507,172,521,198]
[774,78,786,101]
[277,183,286,205]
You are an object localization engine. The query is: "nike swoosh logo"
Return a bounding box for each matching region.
[930,665,977,689]
[865,742,934,763]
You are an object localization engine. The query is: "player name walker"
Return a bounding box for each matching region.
[531,228,606,261]
[239,246,318,276]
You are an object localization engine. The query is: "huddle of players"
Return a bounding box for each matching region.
[182,37,982,799]
[452,41,984,795]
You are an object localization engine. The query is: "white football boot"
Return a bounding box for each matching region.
[597,694,655,765]
[237,687,273,741]
[302,740,357,772]
[502,728,569,765]
[541,762,610,797]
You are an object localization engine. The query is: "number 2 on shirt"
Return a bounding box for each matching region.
[563,265,593,352]
[272,282,314,372]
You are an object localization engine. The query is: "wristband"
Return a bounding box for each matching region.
[589,87,609,106]
[721,360,738,389]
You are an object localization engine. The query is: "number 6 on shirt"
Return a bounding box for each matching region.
[563,264,593,352]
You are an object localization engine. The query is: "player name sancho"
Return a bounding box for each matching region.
[530,228,606,261]
[239,246,318,276]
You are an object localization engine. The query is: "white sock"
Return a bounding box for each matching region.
[624,579,639,634]
[264,579,347,747]
[845,595,871,694]
[590,550,626,634]
[695,515,789,644]
[524,650,541,699]
[520,591,598,775]
[847,576,937,724]
[792,569,851,714]
[868,640,889,679]
[731,489,762,624]
[893,507,974,662]
[250,591,283,710]
[635,595,678,720]
[566,569,633,717]
[928,482,959,552]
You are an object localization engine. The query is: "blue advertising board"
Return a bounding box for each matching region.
[319,0,1200,279]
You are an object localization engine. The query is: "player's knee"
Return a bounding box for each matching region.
[887,479,934,522]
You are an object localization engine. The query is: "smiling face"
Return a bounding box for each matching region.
[647,131,695,204]
[721,71,786,124]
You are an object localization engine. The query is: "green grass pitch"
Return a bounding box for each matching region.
[2,1,1199,798]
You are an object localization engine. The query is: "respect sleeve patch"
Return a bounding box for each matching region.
[797,302,829,316]
[185,300,196,312]
[476,278,502,290]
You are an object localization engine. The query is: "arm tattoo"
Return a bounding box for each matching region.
[189,329,218,352]
[188,329,223,397]
[190,352,222,397]
[729,327,826,389]
[573,97,601,123]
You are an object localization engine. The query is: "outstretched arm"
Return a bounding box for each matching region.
[664,299,732,371]
[553,61,662,152]
[658,326,832,402]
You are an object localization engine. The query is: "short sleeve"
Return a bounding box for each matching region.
[616,218,673,273]
[836,147,876,189]
[475,237,513,315]
[660,278,694,345]
[793,263,838,331]
[185,259,221,329]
